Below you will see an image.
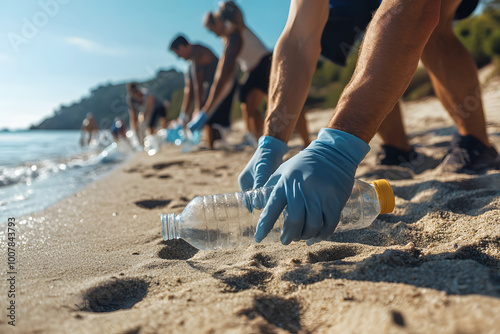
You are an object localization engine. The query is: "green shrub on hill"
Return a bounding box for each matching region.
[306,6,500,109]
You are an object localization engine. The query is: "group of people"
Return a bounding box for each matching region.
[133,0,500,245]
[168,2,311,149]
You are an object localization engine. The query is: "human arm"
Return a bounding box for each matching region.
[180,74,194,122]
[263,0,329,142]
[238,0,328,190]
[128,108,138,133]
[144,94,155,129]
[192,64,205,112]
[201,33,241,115]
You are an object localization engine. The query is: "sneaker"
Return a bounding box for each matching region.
[441,134,500,173]
[239,132,258,148]
[378,145,421,169]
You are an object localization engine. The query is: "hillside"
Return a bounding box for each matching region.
[32,69,185,130]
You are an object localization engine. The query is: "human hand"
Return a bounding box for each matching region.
[255,128,370,245]
[178,111,187,125]
[238,136,289,191]
[187,110,207,133]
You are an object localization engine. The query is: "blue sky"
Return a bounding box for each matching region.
[0,0,291,129]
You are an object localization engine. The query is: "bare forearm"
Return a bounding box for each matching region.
[264,34,320,142]
[264,0,329,142]
[328,0,440,143]
[203,34,241,113]
[203,63,235,113]
[129,109,138,132]
[180,84,193,116]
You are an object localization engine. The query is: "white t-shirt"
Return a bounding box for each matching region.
[237,28,269,72]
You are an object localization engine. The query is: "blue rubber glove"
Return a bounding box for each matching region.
[238,136,289,191]
[254,128,370,245]
[187,111,207,133]
[178,111,187,125]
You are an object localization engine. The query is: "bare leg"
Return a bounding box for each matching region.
[160,117,167,130]
[328,0,440,142]
[376,102,411,151]
[421,0,490,147]
[205,125,214,149]
[241,89,265,138]
[293,111,310,146]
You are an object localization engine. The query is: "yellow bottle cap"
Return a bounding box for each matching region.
[371,179,395,214]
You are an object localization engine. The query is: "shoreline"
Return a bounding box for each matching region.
[1,79,500,332]
[0,143,130,224]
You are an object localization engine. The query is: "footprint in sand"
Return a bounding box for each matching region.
[238,296,303,333]
[213,268,272,292]
[444,190,499,215]
[158,239,198,260]
[250,253,278,269]
[453,243,500,269]
[75,278,149,313]
[152,161,185,170]
[135,199,172,209]
[307,244,361,263]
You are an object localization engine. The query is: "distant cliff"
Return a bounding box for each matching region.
[31,68,185,130]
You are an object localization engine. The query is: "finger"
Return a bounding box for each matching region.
[314,208,342,241]
[238,168,254,192]
[255,184,287,243]
[254,158,278,189]
[252,173,279,210]
[280,180,306,245]
[263,173,281,188]
[300,190,323,240]
[253,167,272,190]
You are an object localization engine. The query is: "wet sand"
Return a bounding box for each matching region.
[1,76,500,333]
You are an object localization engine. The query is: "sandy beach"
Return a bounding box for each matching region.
[1,74,500,333]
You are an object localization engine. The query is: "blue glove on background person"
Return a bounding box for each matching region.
[187,111,207,133]
[238,136,289,191]
[254,128,370,245]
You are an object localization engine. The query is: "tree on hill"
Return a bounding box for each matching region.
[32,69,185,130]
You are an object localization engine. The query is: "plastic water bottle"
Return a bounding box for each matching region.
[165,123,201,152]
[161,179,395,250]
[180,129,201,153]
[144,135,161,156]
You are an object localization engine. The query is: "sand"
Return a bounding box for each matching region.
[1,75,500,333]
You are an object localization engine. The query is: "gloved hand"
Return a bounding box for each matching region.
[187,111,207,133]
[238,136,289,191]
[254,128,370,245]
[178,111,187,125]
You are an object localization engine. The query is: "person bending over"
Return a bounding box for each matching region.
[169,35,236,149]
[239,0,499,246]
[80,112,99,146]
[188,1,310,147]
[126,82,169,144]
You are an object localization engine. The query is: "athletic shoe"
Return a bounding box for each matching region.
[378,145,422,169]
[441,134,500,173]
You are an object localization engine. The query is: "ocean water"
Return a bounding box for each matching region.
[0,130,133,223]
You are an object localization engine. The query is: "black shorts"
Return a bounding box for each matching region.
[239,53,272,103]
[206,81,237,128]
[321,0,381,66]
[455,0,479,20]
[321,0,479,66]
[148,104,167,128]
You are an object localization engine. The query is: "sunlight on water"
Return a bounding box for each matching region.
[0,130,134,223]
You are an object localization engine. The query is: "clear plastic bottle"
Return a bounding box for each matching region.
[164,124,201,153]
[144,134,162,156]
[161,179,395,250]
